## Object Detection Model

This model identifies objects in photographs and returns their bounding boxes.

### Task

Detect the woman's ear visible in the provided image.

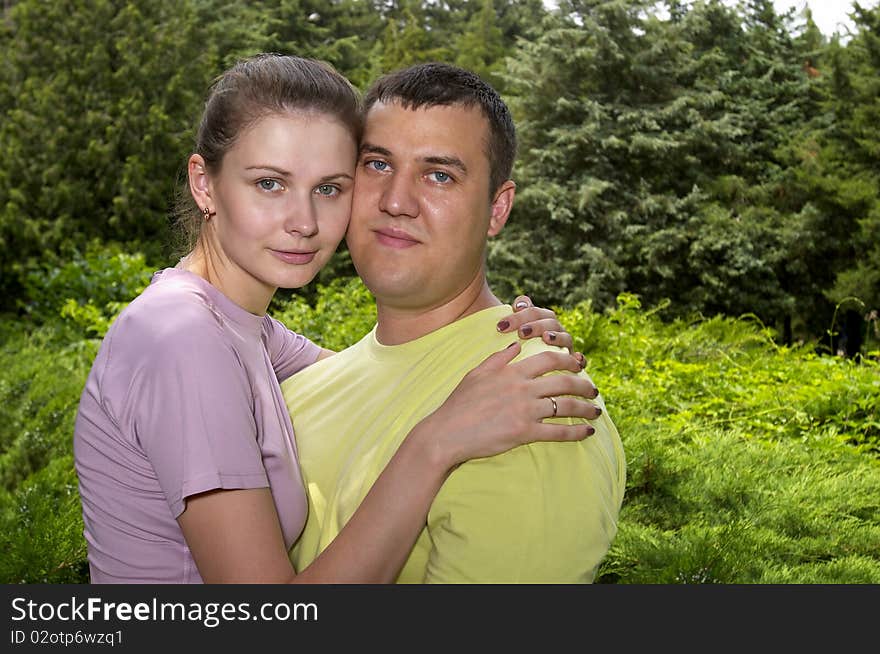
[488,180,516,237]
[188,154,214,215]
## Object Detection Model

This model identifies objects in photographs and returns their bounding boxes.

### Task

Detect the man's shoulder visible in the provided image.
[516,337,571,358]
[281,330,373,392]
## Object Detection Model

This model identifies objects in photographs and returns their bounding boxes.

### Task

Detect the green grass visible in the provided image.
[566,294,880,583]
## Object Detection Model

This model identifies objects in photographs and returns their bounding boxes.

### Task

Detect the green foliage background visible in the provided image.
[1,0,878,583]
[1,261,877,583]
[2,0,878,343]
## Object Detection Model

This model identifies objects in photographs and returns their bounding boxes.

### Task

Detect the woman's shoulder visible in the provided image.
[108,270,224,351]
[88,272,251,417]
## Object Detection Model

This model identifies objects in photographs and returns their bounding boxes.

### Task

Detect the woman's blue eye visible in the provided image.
[316,184,339,196]
[258,179,281,191]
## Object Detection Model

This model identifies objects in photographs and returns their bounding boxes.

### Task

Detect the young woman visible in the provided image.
[73,54,600,583]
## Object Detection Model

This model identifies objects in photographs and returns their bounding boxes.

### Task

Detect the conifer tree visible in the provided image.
[781,2,880,348]
[0,0,213,309]
[492,0,814,332]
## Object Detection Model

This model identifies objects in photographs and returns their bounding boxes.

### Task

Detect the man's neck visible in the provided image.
[374,276,502,345]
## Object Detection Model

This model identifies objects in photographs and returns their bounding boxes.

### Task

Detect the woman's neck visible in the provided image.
[178,245,275,316]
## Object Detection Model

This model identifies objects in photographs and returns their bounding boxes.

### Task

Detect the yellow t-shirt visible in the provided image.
[282,305,626,583]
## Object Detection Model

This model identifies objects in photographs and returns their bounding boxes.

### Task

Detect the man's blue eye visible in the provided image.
[431,172,450,183]
[368,160,388,171]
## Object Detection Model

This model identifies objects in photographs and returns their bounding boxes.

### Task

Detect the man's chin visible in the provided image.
[363,278,428,307]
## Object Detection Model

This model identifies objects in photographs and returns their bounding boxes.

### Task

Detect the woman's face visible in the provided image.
[198,111,357,312]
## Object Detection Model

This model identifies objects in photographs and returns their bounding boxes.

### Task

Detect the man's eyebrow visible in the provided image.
[423,156,467,175]
[359,145,468,175]
[359,143,391,157]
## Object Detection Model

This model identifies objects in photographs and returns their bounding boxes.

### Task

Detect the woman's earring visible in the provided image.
[203,207,214,221]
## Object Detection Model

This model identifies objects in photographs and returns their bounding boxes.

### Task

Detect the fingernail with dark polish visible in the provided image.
[507,342,517,348]
[586,426,596,436]
[521,326,532,337]
[547,331,556,341]
[594,407,602,417]
[497,320,510,332]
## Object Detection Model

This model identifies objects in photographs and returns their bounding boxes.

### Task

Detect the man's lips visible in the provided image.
[270,249,317,264]
[374,227,420,249]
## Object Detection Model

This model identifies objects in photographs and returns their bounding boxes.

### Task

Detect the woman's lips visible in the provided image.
[270,249,317,264]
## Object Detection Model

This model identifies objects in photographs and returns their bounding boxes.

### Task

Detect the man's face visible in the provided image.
[346,101,510,311]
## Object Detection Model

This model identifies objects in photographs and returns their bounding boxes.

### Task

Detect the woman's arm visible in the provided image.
[315,347,336,361]
[178,343,599,583]
[178,426,447,584]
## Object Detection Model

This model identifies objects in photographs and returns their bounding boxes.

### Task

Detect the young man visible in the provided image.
[282,63,626,583]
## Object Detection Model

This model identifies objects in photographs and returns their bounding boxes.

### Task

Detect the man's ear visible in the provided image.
[488,180,516,237]
[188,154,214,214]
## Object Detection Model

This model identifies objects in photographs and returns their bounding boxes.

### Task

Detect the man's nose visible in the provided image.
[378,173,419,218]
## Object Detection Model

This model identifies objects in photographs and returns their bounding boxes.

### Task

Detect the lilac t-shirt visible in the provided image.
[74,267,321,583]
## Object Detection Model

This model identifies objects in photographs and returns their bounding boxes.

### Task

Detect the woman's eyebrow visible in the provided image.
[246,165,292,176]
[245,167,353,183]
[318,172,354,183]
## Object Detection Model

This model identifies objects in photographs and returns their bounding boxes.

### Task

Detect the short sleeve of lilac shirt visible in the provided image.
[74,268,321,583]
